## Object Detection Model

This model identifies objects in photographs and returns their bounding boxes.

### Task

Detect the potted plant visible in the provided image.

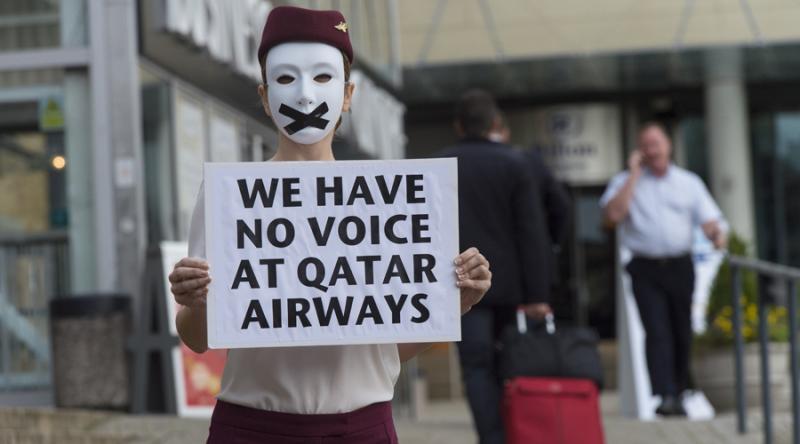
[692,234,791,411]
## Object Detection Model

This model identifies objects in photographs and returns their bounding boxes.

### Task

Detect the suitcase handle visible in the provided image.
[516,309,556,335]
[516,309,527,334]
[545,313,556,334]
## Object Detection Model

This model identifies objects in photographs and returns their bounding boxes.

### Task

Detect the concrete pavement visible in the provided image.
[0,393,787,443]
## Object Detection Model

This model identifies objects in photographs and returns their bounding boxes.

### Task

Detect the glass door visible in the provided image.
[552,186,617,338]
[752,112,800,266]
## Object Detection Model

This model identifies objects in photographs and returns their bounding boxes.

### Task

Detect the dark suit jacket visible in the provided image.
[525,150,571,249]
[435,138,551,306]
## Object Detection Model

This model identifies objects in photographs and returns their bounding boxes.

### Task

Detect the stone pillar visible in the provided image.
[704,47,756,245]
[88,0,147,297]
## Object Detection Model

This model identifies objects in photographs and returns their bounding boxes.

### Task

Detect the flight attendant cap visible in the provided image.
[258,6,354,67]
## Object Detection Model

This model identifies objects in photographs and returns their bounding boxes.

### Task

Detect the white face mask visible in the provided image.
[265,42,346,145]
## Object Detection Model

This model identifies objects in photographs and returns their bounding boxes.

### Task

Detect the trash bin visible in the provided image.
[49,294,132,410]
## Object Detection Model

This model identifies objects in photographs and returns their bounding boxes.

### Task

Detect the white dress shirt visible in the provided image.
[599,165,727,258]
[188,182,400,414]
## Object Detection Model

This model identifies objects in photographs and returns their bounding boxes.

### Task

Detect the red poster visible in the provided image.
[162,241,228,417]
[180,345,227,408]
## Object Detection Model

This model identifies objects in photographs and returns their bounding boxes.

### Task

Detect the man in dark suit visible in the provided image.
[489,115,572,285]
[524,149,571,249]
[435,90,552,444]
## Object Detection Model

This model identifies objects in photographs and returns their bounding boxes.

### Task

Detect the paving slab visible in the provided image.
[0,393,791,444]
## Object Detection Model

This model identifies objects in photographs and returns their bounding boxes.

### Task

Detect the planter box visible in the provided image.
[692,342,791,412]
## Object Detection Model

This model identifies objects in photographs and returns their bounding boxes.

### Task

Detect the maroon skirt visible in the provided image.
[207,399,399,444]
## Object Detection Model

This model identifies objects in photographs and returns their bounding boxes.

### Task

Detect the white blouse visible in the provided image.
[187,182,400,414]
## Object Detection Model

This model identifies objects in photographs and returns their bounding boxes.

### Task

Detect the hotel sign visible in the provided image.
[530,104,622,186]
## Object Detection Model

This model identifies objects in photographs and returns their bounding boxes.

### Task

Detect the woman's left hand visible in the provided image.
[455,247,491,315]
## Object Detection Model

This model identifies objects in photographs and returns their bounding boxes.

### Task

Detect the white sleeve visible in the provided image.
[187,181,206,259]
[693,176,729,232]
[599,172,629,208]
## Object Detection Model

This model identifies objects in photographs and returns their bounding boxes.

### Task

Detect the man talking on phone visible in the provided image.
[600,122,728,416]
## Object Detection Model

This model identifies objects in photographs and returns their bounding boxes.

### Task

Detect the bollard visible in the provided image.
[49,294,131,410]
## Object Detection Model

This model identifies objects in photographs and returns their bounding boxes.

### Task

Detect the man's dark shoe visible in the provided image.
[656,395,687,417]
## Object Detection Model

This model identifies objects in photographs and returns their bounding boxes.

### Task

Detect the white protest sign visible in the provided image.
[204,159,460,348]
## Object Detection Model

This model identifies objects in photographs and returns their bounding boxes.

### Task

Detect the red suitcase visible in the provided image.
[504,377,605,444]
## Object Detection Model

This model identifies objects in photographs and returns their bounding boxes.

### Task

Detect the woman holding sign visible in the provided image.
[168,6,492,444]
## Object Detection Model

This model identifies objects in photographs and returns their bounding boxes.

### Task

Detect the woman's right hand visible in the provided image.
[169,257,211,309]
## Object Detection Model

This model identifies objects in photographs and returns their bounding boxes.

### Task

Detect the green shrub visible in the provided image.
[699,233,788,346]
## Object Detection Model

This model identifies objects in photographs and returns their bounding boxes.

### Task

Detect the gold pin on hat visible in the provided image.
[335,21,348,33]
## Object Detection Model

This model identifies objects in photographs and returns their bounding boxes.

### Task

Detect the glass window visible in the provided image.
[751,113,778,262]
[0,0,88,52]
[0,103,66,233]
[141,66,177,243]
[679,115,710,185]
[775,114,800,265]
[0,0,60,52]
[752,111,800,266]
[0,76,70,394]
[140,62,278,243]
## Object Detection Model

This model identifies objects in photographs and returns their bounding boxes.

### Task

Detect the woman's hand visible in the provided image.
[169,257,211,309]
[455,247,491,315]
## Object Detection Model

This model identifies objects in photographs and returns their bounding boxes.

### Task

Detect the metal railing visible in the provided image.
[729,255,800,444]
[0,231,69,392]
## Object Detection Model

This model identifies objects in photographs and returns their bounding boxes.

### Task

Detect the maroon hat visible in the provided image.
[258,6,354,71]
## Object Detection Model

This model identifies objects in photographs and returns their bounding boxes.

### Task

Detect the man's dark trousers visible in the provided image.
[457,306,515,444]
[626,255,695,397]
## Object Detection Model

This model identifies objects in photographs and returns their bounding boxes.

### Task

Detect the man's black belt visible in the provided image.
[631,253,692,266]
